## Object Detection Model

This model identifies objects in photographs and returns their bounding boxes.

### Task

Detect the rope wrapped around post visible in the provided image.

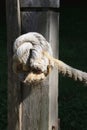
[13,32,87,85]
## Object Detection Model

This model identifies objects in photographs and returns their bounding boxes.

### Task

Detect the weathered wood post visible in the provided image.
[6,0,60,130]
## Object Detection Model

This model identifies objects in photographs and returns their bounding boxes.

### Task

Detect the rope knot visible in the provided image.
[13,32,54,84]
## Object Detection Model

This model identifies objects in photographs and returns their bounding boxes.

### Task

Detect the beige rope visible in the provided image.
[13,32,87,85]
[44,52,87,84]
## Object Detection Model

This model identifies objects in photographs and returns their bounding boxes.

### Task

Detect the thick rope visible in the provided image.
[13,32,53,83]
[13,32,87,84]
[44,52,87,84]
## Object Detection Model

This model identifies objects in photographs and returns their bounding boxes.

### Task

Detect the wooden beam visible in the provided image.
[49,11,59,130]
[6,0,59,129]
[20,0,59,8]
[6,0,21,130]
[21,11,59,130]
[21,11,49,38]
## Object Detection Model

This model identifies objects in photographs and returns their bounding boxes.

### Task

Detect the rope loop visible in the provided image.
[13,32,54,84]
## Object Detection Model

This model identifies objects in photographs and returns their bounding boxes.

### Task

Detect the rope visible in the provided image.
[13,32,53,83]
[44,52,87,85]
[13,32,87,85]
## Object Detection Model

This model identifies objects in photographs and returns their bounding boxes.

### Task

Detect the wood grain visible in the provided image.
[21,11,49,38]
[21,11,49,130]
[20,0,59,8]
[49,11,59,130]
[21,11,59,130]
[7,0,59,129]
[6,0,21,130]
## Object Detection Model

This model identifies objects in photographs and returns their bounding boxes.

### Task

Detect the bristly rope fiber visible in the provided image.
[13,32,87,85]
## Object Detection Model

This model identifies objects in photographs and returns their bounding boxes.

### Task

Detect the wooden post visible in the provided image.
[6,0,21,130]
[6,0,60,130]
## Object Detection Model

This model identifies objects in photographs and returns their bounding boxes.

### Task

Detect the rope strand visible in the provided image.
[44,52,87,84]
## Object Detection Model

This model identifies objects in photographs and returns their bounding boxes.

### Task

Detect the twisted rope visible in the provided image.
[13,32,53,84]
[13,32,87,85]
[44,52,87,84]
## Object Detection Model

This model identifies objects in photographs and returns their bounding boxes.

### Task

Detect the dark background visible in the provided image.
[0,0,7,130]
[59,7,87,130]
[1,0,87,130]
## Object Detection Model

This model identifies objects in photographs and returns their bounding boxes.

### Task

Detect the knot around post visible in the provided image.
[13,32,54,84]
